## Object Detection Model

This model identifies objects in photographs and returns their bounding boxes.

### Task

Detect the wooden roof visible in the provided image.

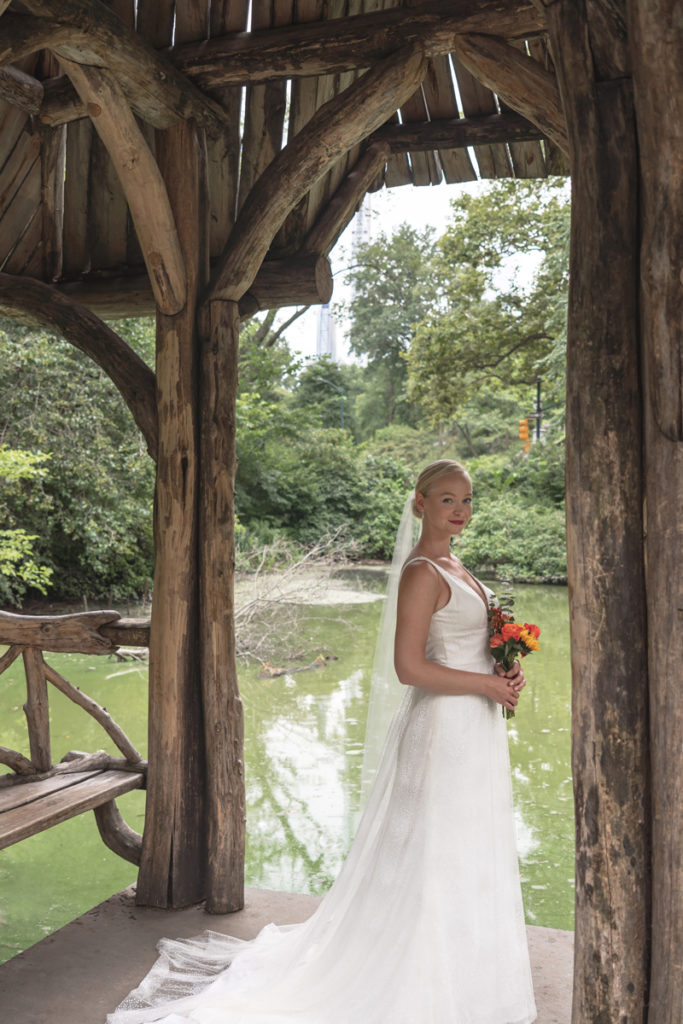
[0,0,568,318]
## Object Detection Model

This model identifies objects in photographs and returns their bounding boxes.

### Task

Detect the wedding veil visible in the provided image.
[359,495,419,805]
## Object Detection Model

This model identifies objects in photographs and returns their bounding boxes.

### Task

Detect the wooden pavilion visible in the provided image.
[0,0,680,1020]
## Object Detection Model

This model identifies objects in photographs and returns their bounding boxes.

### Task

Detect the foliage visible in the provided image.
[456,495,566,582]
[0,320,154,602]
[239,321,300,402]
[0,445,53,604]
[0,180,570,600]
[291,357,363,435]
[344,224,435,427]
[405,179,569,430]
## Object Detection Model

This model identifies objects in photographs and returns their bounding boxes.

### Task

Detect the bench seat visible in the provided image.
[0,769,145,849]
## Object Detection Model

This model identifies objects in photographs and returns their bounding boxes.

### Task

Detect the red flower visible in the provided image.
[501,622,523,642]
[524,622,541,639]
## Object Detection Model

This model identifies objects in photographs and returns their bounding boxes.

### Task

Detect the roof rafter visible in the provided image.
[62,58,187,316]
[0,64,43,114]
[451,33,569,154]
[178,0,546,87]
[0,5,229,133]
[210,44,427,302]
[371,110,545,151]
[34,0,546,128]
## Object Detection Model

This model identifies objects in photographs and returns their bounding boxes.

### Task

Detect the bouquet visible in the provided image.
[488,598,541,719]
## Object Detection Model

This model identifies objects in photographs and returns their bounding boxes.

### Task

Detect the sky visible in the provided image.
[272,179,492,362]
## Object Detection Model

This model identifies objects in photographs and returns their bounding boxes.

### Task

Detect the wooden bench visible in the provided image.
[0,766,145,860]
[0,609,150,863]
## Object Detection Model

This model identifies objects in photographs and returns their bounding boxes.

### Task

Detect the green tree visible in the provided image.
[0,445,53,604]
[292,357,363,435]
[406,180,569,432]
[0,320,155,601]
[345,224,436,429]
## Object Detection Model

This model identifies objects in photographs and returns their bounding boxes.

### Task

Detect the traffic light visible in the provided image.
[518,418,529,441]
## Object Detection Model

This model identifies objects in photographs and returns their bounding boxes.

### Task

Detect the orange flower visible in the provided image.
[501,622,523,642]
[490,634,505,648]
[524,622,541,639]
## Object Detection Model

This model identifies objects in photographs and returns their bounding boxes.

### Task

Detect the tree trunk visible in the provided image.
[547,4,651,1021]
[136,121,207,908]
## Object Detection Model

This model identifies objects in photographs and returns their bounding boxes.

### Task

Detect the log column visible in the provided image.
[137,120,207,907]
[198,298,244,913]
[630,2,683,1019]
[546,3,651,1021]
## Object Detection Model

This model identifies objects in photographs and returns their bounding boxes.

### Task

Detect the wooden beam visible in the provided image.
[39,73,83,127]
[2,5,228,134]
[0,609,120,654]
[177,0,546,87]
[371,111,544,152]
[198,298,244,913]
[55,254,333,318]
[630,1,683,1019]
[210,45,427,302]
[303,143,389,256]
[240,254,332,314]
[0,64,43,113]
[0,13,73,65]
[545,5,651,1023]
[136,120,207,910]
[99,618,150,648]
[62,59,187,316]
[0,274,158,459]
[451,33,569,155]
[37,0,546,128]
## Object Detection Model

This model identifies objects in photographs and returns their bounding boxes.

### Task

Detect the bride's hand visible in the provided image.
[494,660,526,692]
[486,673,520,711]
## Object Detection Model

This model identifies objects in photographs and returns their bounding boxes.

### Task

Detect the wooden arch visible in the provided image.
[0,1,680,1021]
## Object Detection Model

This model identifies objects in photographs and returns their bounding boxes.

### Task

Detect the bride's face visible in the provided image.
[417,472,473,537]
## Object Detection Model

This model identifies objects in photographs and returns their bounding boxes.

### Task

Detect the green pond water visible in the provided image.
[0,574,573,964]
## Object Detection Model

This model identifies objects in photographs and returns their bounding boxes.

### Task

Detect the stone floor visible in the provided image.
[0,886,573,1023]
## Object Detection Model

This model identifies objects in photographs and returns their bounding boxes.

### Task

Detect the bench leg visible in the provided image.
[93,799,142,866]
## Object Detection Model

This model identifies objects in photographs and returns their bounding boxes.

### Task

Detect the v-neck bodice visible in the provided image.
[402,556,495,674]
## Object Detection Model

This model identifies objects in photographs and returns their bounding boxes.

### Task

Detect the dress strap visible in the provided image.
[401,556,454,584]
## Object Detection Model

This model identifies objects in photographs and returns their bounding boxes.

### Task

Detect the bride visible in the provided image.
[108,459,537,1024]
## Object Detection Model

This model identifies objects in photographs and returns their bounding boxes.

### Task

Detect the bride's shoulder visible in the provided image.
[399,555,440,589]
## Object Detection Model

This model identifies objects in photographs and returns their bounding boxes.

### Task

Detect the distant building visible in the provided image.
[316,302,336,359]
[317,194,372,361]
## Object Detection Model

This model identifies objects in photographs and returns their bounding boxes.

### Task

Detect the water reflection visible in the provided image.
[0,574,574,963]
[240,575,574,931]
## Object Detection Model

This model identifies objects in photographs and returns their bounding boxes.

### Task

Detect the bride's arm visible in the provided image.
[394,562,519,712]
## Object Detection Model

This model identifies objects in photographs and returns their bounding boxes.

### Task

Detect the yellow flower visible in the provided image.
[520,629,541,651]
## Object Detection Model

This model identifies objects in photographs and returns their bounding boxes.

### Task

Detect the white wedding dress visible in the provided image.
[108,558,536,1024]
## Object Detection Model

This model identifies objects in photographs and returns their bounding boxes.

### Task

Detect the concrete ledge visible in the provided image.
[0,886,573,1023]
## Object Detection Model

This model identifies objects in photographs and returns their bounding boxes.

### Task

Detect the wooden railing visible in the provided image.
[0,610,150,864]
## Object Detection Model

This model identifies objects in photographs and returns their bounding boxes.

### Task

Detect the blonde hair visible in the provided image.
[412,459,470,518]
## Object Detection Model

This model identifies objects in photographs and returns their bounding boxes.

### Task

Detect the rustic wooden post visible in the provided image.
[629,2,683,1019]
[546,3,651,1021]
[198,298,244,913]
[22,649,51,772]
[136,120,207,908]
